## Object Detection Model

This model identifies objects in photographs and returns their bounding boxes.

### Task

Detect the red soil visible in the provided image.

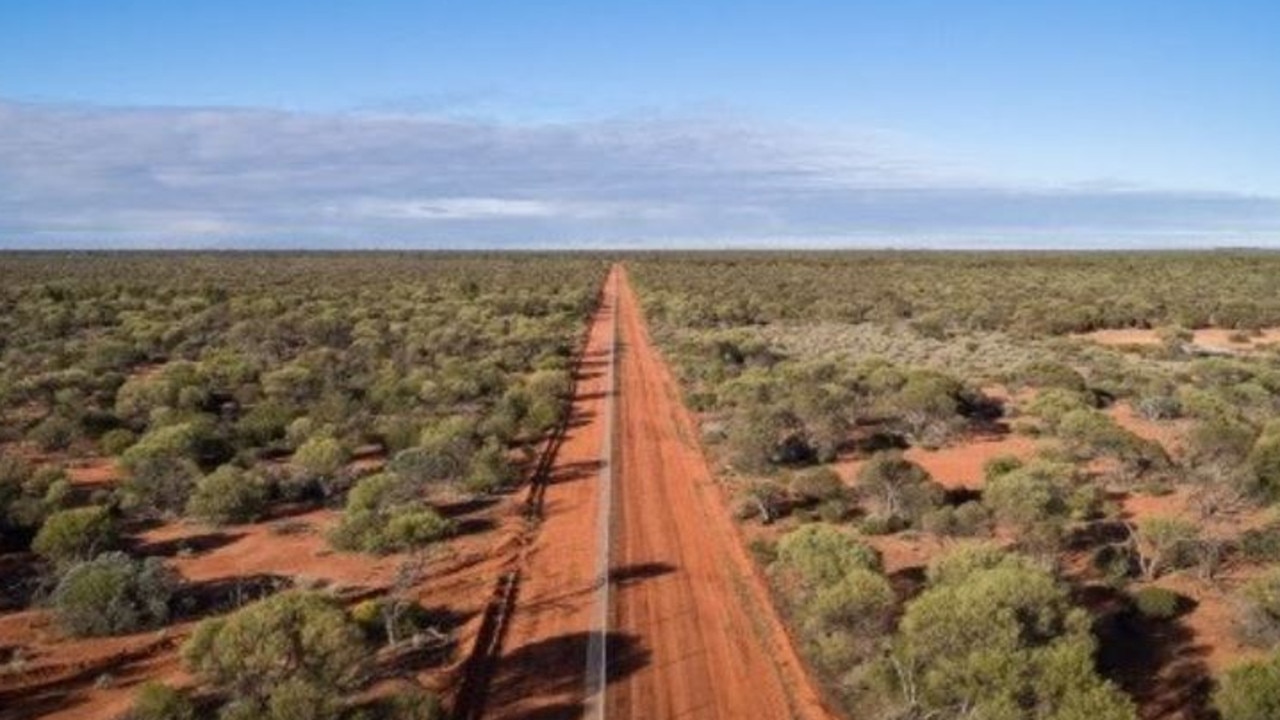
[608,267,835,720]
[1081,327,1280,351]
[834,431,1038,490]
[0,497,524,720]
[1107,403,1189,459]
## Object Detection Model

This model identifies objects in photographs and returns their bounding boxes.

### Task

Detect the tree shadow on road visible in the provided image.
[484,631,649,720]
[610,562,675,586]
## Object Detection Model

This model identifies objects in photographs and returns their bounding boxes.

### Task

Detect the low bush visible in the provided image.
[774,524,881,587]
[1132,586,1181,620]
[183,590,367,714]
[293,436,349,479]
[1215,652,1280,720]
[1238,569,1280,648]
[330,473,454,553]
[33,506,119,565]
[126,682,195,720]
[1242,524,1280,563]
[186,465,269,525]
[51,552,177,636]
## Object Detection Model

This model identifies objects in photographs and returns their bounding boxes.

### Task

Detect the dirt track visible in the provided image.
[606,266,833,720]
[485,264,835,719]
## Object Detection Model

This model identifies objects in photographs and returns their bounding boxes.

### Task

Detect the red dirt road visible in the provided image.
[484,265,834,720]
[607,267,833,720]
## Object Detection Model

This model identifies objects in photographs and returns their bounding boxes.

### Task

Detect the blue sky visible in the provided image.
[2,0,1279,248]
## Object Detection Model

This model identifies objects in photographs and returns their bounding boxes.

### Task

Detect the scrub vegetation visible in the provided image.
[0,252,606,718]
[631,251,1280,720]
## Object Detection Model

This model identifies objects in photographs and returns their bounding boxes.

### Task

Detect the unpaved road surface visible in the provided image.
[605,266,832,720]
[485,264,833,719]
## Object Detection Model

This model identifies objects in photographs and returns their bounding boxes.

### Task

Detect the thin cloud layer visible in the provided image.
[2,99,1279,248]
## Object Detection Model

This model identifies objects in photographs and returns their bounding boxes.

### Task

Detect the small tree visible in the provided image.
[857,452,943,526]
[982,459,1074,550]
[33,506,119,565]
[462,439,516,495]
[892,554,1135,719]
[727,407,787,475]
[789,467,847,505]
[119,455,202,517]
[183,591,367,711]
[330,473,454,554]
[380,551,435,646]
[892,371,962,444]
[739,479,787,523]
[805,567,894,654]
[51,552,176,636]
[186,465,269,525]
[773,524,881,588]
[1130,516,1199,581]
[294,436,348,479]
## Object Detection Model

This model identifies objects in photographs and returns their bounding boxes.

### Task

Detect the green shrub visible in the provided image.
[183,591,366,707]
[1,455,68,542]
[120,423,201,470]
[29,414,77,451]
[925,542,1033,587]
[982,454,1024,483]
[1013,361,1088,392]
[748,538,778,565]
[982,459,1074,535]
[186,465,269,525]
[1242,524,1280,563]
[264,678,343,720]
[99,428,138,456]
[789,467,846,505]
[1239,569,1280,647]
[858,514,901,536]
[462,440,516,495]
[127,681,195,720]
[1132,586,1181,620]
[806,567,894,638]
[952,501,992,536]
[348,597,433,644]
[774,524,881,587]
[293,436,348,478]
[33,506,119,565]
[921,506,958,536]
[120,455,202,516]
[52,552,176,636]
[330,473,454,553]
[1135,393,1182,421]
[896,556,1134,718]
[1215,652,1280,720]
[856,452,943,525]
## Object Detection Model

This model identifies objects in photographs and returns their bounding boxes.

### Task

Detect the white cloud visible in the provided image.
[1,99,1279,248]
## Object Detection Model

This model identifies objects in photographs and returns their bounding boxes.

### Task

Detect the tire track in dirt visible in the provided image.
[607,266,836,720]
